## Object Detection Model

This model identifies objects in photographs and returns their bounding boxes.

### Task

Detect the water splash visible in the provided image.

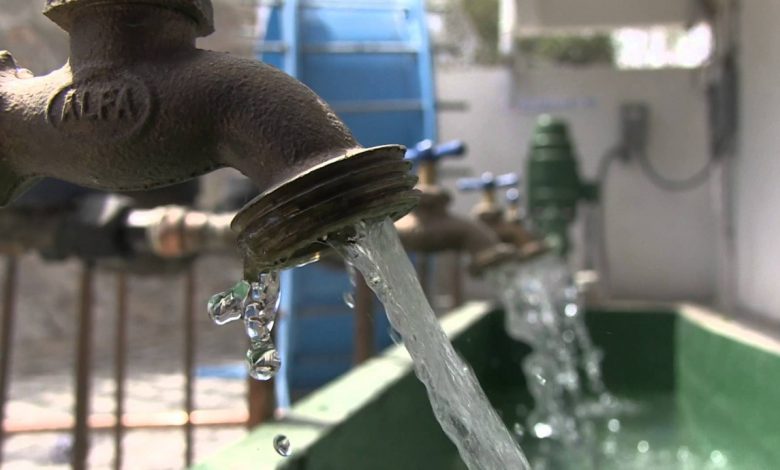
[487,250,630,450]
[333,218,530,470]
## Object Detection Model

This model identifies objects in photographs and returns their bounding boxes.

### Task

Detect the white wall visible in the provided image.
[516,0,691,30]
[435,65,718,301]
[734,0,780,320]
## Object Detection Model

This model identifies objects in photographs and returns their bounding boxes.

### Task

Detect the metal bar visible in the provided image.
[353,274,375,364]
[247,379,275,428]
[330,99,424,114]
[451,253,464,308]
[261,42,419,55]
[259,1,414,11]
[113,272,128,470]
[72,263,95,470]
[183,267,196,468]
[304,42,418,54]
[0,257,19,466]
[411,0,438,141]
[4,408,250,434]
[282,0,300,78]
[435,100,469,112]
[256,42,289,54]
[300,1,413,11]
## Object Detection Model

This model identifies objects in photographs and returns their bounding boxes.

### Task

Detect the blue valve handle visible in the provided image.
[457,172,519,192]
[405,139,466,163]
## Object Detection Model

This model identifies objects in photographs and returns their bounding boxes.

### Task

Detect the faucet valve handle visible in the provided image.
[405,139,466,164]
[406,139,466,186]
[457,172,519,192]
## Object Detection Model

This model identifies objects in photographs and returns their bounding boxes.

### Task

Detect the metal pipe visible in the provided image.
[0,257,18,466]
[183,267,196,467]
[0,0,418,274]
[73,263,95,470]
[125,207,237,259]
[113,272,128,470]
[247,380,274,428]
[4,408,250,434]
[450,254,463,308]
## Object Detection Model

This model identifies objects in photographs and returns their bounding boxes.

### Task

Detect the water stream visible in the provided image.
[488,252,621,447]
[208,217,530,468]
[334,218,531,470]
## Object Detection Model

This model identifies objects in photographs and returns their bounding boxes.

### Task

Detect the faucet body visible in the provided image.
[458,172,548,262]
[396,141,518,275]
[0,0,417,270]
[473,201,548,262]
[395,185,514,274]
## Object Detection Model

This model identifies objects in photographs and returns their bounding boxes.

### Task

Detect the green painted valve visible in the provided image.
[526,115,598,256]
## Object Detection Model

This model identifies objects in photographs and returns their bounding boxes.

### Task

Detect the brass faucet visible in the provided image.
[0,0,418,275]
[458,172,548,261]
[394,141,518,276]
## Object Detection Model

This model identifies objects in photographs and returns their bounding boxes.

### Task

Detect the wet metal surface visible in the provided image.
[113,272,128,470]
[73,264,95,470]
[0,257,18,466]
[183,267,196,467]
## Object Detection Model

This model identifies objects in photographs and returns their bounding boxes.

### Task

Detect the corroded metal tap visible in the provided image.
[395,140,517,275]
[458,172,548,261]
[0,0,417,273]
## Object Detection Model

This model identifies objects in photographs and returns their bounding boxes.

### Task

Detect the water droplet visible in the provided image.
[562,330,575,343]
[533,423,553,439]
[602,439,617,455]
[388,328,403,345]
[343,291,355,309]
[607,418,621,433]
[207,281,252,325]
[207,294,241,325]
[345,262,358,287]
[367,274,381,287]
[245,318,271,343]
[273,435,291,457]
[710,450,727,467]
[564,303,578,317]
[251,272,280,307]
[512,422,524,438]
[637,440,650,453]
[246,346,281,381]
[244,302,275,330]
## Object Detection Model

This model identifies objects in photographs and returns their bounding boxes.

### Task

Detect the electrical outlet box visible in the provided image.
[620,102,650,159]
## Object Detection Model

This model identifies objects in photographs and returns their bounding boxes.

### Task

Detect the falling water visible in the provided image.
[334,218,530,470]
[488,252,621,447]
[489,260,581,443]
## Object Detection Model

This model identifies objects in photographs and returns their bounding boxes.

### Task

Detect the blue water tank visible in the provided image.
[256,0,437,408]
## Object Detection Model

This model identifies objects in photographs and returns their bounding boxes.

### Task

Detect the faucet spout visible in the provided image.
[0,0,418,271]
